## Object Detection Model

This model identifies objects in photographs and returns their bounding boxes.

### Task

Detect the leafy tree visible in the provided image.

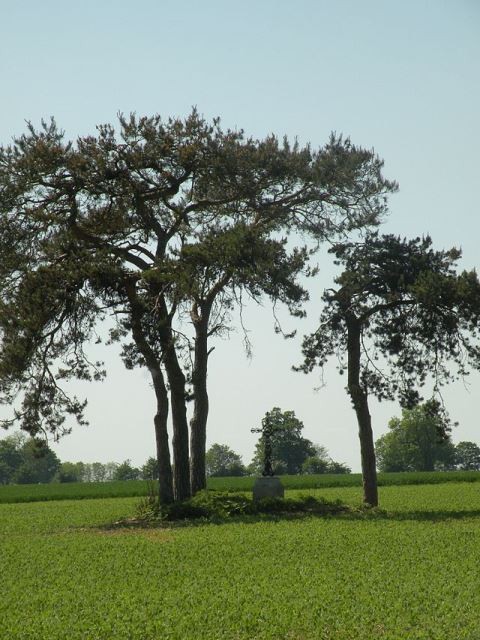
[301,456,330,474]
[0,432,60,483]
[141,456,159,480]
[302,455,351,474]
[90,462,107,483]
[375,401,456,472]
[113,459,140,481]
[205,443,246,477]
[251,408,316,475]
[80,461,118,482]
[299,233,480,505]
[13,438,61,484]
[301,444,351,474]
[327,461,351,474]
[0,461,12,484]
[0,113,395,502]
[455,441,480,471]
[55,461,85,483]
[0,433,25,483]
[103,462,120,481]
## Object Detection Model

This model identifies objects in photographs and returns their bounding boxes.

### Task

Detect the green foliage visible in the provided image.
[251,407,316,474]
[0,433,25,483]
[301,455,330,474]
[4,485,480,638]
[137,490,347,522]
[81,461,119,482]
[301,233,480,404]
[55,461,85,483]
[0,433,60,484]
[327,460,352,474]
[455,441,480,471]
[375,401,457,472]
[301,455,351,475]
[140,457,159,480]
[205,443,246,477]
[113,459,140,481]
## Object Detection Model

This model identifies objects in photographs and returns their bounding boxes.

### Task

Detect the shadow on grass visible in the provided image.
[96,505,480,531]
[351,508,480,523]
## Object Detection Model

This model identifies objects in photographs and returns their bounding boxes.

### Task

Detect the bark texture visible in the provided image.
[125,282,174,503]
[156,296,191,501]
[153,375,174,504]
[347,316,379,507]
[190,309,210,494]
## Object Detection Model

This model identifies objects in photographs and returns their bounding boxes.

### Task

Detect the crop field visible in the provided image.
[0,479,152,504]
[2,469,480,503]
[2,483,480,639]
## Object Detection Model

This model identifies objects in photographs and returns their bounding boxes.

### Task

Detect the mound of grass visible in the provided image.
[135,490,348,524]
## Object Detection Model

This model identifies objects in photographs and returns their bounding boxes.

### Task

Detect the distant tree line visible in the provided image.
[0,432,161,485]
[2,403,479,485]
[0,407,351,484]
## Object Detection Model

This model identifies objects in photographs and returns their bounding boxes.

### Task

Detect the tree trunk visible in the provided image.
[190,312,210,495]
[153,373,174,504]
[347,316,379,507]
[164,348,191,501]
[156,295,191,502]
[125,282,174,504]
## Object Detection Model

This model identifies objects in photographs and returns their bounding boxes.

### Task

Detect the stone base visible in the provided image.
[252,476,284,501]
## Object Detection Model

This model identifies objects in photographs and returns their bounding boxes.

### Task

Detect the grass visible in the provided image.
[2,469,480,503]
[2,483,480,639]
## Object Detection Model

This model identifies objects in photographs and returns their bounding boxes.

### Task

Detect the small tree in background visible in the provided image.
[12,438,61,484]
[205,444,246,477]
[302,457,351,475]
[55,461,85,483]
[455,441,480,471]
[375,401,456,472]
[0,433,25,484]
[301,444,351,474]
[250,408,316,475]
[113,460,140,481]
[141,457,159,480]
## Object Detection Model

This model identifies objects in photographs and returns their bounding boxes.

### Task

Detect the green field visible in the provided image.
[2,470,480,503]
[2,482,480,639]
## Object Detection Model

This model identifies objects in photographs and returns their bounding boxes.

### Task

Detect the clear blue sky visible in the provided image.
[1,0,479,469]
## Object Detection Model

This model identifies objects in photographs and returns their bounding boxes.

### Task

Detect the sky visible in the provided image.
[0,0,479,470]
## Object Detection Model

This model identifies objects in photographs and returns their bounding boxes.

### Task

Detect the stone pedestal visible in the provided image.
[252,476,284,501]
